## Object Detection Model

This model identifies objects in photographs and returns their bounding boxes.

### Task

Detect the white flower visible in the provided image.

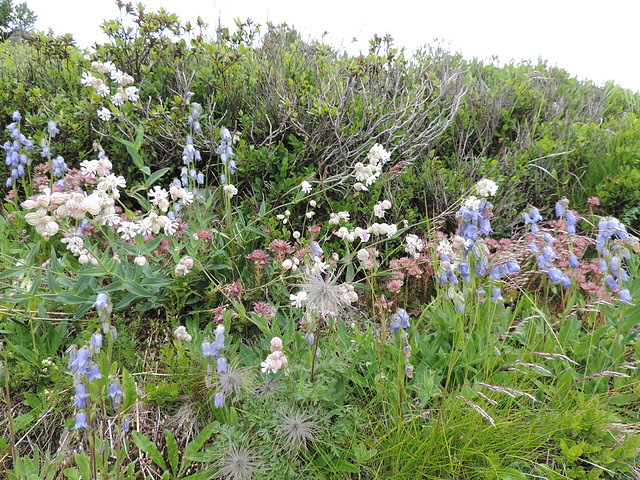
[223,184,238,198]
[353,182,368,192]
[111,88,127,106]
[405,234,424,258]
[328,213,340,225]
[300,180,312,194]
[374,203,385,218]
[81,72,95,86]
[136,217,153,236]
[97,107,111,121]
[334,226,350,240]
[117,221,137,240]
[367,143,390,166]
[386,224,398,238]
[95,83,110,97]
[261,350,288,374]
[338,211,350,221]
[293,231,301,239]
[124,86,139,102]
[354,227,370,242]
[464,196,481,211]
[357,249,370,262]
[381,200,392,210]
[309,200,317,207]
[305,211,315,219]
[289,291,308,308]
[148,186,170,212]
[164,220,179,236]
[475,179,498,198]
[437,239,453,256]
[173,326,192,342]
[134,255,147,266]
[282,259,293,270]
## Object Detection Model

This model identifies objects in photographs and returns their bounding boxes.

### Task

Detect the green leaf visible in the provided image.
[165,429,178,478]
[146,167,171,188]
[132,431,167,471]
[123,280,154,298]
[247,312,271,336]
[122,367,137,411]
[74,453,91,480]
[184,421,219,459]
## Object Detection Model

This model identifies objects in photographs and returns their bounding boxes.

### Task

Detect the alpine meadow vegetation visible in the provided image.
[1,2,640,479]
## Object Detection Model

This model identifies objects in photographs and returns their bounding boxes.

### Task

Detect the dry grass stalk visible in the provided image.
[475,391,498,406]
[476,382,537,402]
[531,351,579,365]
[454,395,496,427]
[506,362,552,375]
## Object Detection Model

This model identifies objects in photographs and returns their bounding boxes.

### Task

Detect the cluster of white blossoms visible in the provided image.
[276,209,291,224]
[223,184,238,198]
[81,61,139,109]
[328,211,350,225]
[173,325,192,342]
[169,184,195,206]
[475,178,499,198]
[281,256,300,271]
[369,222,398,238]
[175,256,194,276]
[353,143,390,188]
[404,234,424,258]
[464,196,482,211]
[333,226,370,243]
[261,337,288,374]
[373,200,392,218]
[300,180,312,194]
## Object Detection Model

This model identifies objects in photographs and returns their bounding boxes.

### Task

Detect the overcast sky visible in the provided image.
[26,0,640,93]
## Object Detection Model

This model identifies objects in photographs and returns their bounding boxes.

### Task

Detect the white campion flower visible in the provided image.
[367,143,391,166]
[475,179,498,198]
[117,221,137,241]
[163,219,179,236]
[353,182,368,192]
[337,211,350,221]
[80,159,99,178]
[437,239,453,256]
[148,186,170,212]
[261,350,288,374]
[300,180,312,194]
[97,107,111,122]
[305,211,315,219]
[134,255,147,266]
[309,200,317,207]
[374,203,386,218]
[405,234,424,258]
[354,227,370,242]
[334,227,350,240]
[357,249,370,262]
[293,231,301,239]
[328,213,340,225]
[135,217,153,236]
[289,291,308,308]
[223,184,238,198]
[386,224,398,238]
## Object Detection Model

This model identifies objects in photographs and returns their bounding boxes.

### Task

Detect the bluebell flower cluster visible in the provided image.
[67,335,103,430]
[216,127,236,183]
[201,324,227,408]
[554,197,578,234]
[4,111,34,187]
[456,197,494,244]
[523,206,543,233]
[390,309,414,378]
[187,102,202,133]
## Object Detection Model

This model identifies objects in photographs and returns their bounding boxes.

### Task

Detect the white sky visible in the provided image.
[26,0,640,93]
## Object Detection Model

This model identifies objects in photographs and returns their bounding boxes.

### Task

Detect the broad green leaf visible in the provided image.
[74,453,91,480]
[122,367,137,411]
[123,280,154,298]
[184,421,219,459]
[146,167,171,188]
[132,431,167,471]
[165,429,178,477]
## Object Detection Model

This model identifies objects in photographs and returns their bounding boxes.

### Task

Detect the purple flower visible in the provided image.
[569,254,579,269]
[216,356,227,374]
[391,309,410,333]
[542,245,556,260]
[489,267,501,279]
[73,410,88,430]
[561,275,572,289]
[598,259,607,272]
[537,255,550,269]
[74,383,89,408]
[619,289,632,304]
[604,275,619,292]
[201,340,214,357]
[88,364,103,382]
[214,391,225,408]
[547,267,564,284]
[530,208,543,223]
[506,261,520,274]
[108,382,123,398]
[310,242,323,256]
[306,333,314,346]
[491,288,504,303]
[555,202,565,218]
[543,234,555,244]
